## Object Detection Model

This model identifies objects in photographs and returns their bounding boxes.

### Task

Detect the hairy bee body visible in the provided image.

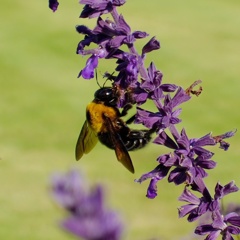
[75,87,154,173]
[86,101,120,133]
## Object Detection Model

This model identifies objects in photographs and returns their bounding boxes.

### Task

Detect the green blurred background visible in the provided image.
[0,0,240,239]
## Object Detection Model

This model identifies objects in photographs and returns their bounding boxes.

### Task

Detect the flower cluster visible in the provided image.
[51,169,123,240]
[49,0,240,239]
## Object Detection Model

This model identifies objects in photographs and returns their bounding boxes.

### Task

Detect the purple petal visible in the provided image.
[157,153,178,167]
[215,181,239,200]
[51,169,85,209]
[135,107,160,129]
[192,177,212,200]
[219,141,230,151]
[146,178,158,199]
[226,225,240,234]
[160,84,178,92]
[223,181,239,196]
[178,188,200,205]
[49,0,59,12]
[194,224,221,240]
[109,36,126,48]
[76,25,93,35]
[226,216,240,227]
[192,133,216,147]
[195,224,216,235]
[116,14,131,35]
[135,164,170,184]
[79,55,98,79]
[153,131,178,149]
[168,168,187,185]
[178,204,198,218]
[194,166,208,178]
[62,212,123,240]
[142,36,160,55]
[197,159,217,170]
[132,31,148,39]
[171,87,191,108]
[112,0,126,6]
[133,88,148,105]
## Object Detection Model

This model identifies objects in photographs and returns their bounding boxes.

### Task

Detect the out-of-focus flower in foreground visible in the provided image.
[50,169,124,240]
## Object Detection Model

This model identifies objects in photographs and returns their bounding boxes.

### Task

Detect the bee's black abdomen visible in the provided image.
[98,128,154,151]
[122,129,153,151]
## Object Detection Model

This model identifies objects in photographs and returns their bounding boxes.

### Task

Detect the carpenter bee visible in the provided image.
[75,86,154,173]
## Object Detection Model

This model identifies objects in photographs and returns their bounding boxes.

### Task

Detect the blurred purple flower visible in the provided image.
[224,203,240,216]
[49,0,59,12]
[51,169,123,240]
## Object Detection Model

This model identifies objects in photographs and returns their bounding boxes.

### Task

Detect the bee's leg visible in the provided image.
[121,103,133,117]
[125,115,136,125]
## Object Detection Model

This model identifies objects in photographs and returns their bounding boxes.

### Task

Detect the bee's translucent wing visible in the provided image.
[75,120,98,160]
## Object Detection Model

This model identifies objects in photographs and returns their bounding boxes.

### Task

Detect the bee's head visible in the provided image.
[94,87,119,106]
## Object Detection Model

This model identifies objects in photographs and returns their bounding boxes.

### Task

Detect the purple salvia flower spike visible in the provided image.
[49,1,239,238]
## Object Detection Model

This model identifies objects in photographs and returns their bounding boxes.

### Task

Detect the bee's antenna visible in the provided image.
[103,71,116,87]
[95,70,101,88]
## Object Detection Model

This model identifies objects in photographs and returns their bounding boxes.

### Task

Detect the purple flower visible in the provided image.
[195,210,240,239]
[62,212,123,240]
[135,128,220,198]
[141,62,164,92]
[80,0,126,18]
[135,87,190,131]
[212,181,239,211]
[156,129,217,184]
[135,164,170,199]
[133,62,177,105]
[48,0,240,238]
[93,15,131,49]
[115,53,138,87]
[178,177,212,222]
[146,178,158,199]
[49,0,59,12]
[78,54,99,79]
[178,179,239,223]
[51,169,123,240]
[142,37,160,56]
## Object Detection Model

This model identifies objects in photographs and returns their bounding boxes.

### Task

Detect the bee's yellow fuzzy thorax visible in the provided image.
[86,102,118,133]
